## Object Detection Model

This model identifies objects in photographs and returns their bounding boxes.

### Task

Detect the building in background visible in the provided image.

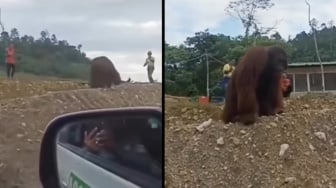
[286,62,336,93]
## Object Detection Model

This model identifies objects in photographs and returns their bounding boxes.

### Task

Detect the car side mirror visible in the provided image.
[39,107,162,188]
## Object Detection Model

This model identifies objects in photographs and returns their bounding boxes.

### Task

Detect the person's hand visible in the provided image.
[95,129,109,146]
[84,127,108,153]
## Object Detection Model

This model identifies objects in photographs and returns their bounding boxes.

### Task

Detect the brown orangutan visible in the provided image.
[90,56,122,88]
[222,46,289,125]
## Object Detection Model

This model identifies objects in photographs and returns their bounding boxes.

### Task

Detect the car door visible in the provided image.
[56,116,162,188]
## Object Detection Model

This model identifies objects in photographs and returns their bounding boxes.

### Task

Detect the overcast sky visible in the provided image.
[166,0,336,46]
[0,0,162,82]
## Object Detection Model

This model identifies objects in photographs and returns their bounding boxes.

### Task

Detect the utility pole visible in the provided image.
[205,50,210,97]
[305,0,325,92]
[0,8,4,32]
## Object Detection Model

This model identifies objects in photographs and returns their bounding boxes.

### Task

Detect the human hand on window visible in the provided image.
[84,127,108,153]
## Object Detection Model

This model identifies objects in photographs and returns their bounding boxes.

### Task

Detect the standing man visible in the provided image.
[220,62,235,99]
[143,50,155,83]
[222,62,235,89]
[6,43,16,79]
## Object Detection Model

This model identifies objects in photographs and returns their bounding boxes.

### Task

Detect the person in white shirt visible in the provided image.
[143,51,155,83]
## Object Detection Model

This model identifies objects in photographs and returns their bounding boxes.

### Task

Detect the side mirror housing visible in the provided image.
[39,107,162,188]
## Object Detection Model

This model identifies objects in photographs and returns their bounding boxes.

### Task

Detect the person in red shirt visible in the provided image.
[6,43,16,79]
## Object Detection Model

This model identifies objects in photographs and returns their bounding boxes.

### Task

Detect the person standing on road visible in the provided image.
[143,51,155,83]
[6,43,17,79]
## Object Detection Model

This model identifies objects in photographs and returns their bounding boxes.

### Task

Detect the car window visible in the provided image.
[57,116,162,185]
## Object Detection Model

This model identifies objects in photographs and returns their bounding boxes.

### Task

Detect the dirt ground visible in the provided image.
[0,79,162,188]
[165,94,336,188]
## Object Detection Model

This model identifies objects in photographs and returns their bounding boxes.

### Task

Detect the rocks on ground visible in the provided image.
[165,94,336,188]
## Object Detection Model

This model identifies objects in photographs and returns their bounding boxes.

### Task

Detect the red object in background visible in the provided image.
[281,77,291,92]
[199,96,209,104]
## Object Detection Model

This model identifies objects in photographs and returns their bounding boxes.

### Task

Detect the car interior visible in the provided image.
[56,116,162,178]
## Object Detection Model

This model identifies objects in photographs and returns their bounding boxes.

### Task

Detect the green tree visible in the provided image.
[51,34,58,45]
[165,25,336,96]
[0,28,91,80]
[225,0,274,39]
[10,28,20,41]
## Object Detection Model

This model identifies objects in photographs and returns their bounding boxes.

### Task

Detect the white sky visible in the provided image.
[166,0,336,46]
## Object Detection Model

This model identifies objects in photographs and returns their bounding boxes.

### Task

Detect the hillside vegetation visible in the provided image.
[0,28,90,80]
[165,25,336,97]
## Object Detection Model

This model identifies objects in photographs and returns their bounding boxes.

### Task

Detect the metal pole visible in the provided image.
[0,8,4,32]
[305,0,325,92]
[307,73,310,92]
[293,74,296,92]
[206,51,210,97]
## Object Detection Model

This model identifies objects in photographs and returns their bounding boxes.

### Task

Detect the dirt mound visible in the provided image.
[0,82,161,188]
[165,94,336,188]
[0,80,88,100]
